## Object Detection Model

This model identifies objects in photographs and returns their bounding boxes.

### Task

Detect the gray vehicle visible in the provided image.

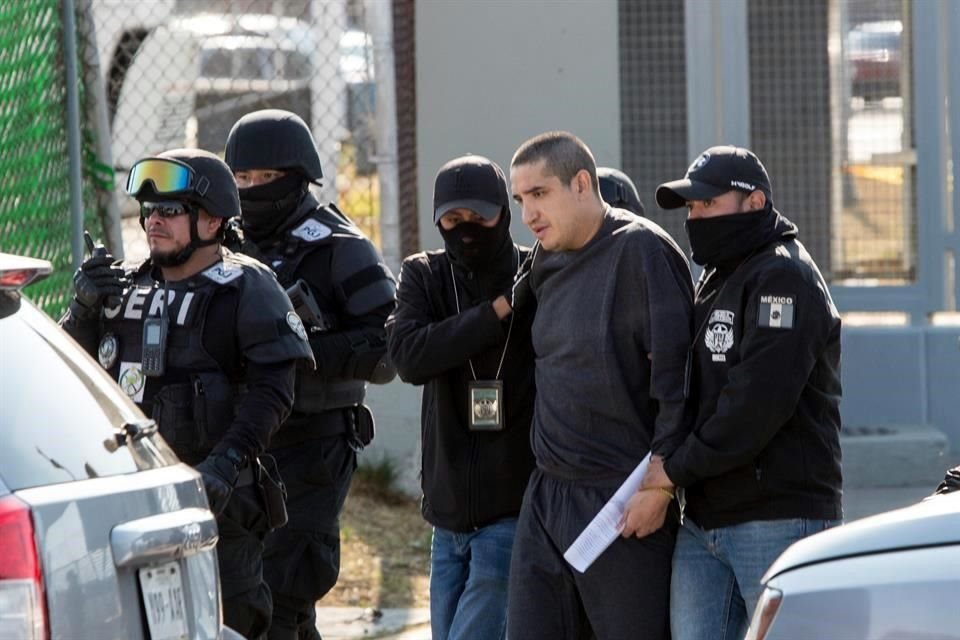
[0,252,242,640]
[746,491,960,639]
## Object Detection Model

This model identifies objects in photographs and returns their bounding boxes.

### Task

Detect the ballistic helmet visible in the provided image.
[598,167,645,216]
[127,148,240,218]
[224,109,323,182]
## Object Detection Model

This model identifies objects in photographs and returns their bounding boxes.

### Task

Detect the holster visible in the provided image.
[255,454,289,531]
[346,404,375,452]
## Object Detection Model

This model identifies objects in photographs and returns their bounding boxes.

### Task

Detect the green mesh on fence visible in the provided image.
[0,0,112,316]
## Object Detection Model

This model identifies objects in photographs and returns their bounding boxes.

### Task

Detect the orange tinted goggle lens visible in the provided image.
[126,159,193,196]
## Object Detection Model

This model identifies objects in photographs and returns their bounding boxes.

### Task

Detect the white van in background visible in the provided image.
[90,2,358,215]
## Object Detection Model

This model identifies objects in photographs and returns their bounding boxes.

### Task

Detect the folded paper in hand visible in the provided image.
[563,453,651,573]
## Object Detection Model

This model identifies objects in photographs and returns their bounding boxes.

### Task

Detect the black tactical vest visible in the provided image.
[98,264,239,460]
[254,205,367,413]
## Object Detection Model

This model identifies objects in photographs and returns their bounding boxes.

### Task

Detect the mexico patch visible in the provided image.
[758,294,795,329]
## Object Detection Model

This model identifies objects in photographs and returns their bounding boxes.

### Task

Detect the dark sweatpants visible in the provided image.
[218,483,273,639]
[263,432,356,640]
[507,469,675,640]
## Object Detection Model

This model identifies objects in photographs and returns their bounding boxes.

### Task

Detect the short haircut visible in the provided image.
[511,131,598,191]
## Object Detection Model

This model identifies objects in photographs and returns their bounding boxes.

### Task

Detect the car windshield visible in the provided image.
[0,294,175,490]
[848,28,900,53]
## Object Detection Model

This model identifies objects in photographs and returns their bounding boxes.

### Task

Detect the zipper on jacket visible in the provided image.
[468,432,480,526]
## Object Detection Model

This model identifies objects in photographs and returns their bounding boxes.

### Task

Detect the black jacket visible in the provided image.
[664,209,843,529]
[386,244,536,532]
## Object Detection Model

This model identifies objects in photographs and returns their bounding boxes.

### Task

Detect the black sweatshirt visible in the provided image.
[529,208,694,483]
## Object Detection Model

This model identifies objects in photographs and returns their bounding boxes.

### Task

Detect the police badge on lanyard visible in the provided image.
[448,256,516,432]
[469,380,504,431]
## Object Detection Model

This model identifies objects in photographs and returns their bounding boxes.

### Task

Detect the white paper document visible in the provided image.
[563,452,651,573]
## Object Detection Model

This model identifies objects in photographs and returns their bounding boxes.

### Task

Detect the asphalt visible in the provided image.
[314,482,940,640]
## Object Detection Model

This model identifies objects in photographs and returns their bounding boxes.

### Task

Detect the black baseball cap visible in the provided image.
[598,167,645,216]
[655,145,772,210]
[433,155,509,224]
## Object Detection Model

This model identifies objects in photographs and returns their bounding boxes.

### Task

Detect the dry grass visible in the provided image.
[323,477,432,609]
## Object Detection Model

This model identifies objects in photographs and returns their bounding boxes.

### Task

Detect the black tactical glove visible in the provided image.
[221,217,245,252]
[195,449,245,516]
[73,253,125,311]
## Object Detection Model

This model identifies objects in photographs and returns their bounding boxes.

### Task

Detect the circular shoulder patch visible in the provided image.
[98,332,119,369]
[286,311,308,341]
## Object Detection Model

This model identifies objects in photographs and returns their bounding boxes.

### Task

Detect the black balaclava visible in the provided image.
[239,173,309,241]
[684,202,779,267]
[439,207,512,272]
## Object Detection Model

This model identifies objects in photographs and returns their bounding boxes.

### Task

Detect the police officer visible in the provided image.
[597,166,646,216]
[386,154,537,640]
[223,109,397,640]
[60,148,314,639]
[644,145,843,639]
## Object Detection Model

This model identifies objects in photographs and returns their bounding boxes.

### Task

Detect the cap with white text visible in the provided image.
[656,145,772,210]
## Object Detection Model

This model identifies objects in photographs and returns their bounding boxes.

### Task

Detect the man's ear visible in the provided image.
[200,211,223,237]
[747,190,767,210]
[573,169,591,196]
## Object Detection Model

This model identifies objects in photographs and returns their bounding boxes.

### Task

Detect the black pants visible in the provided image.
[507,469,676,640]
[263,430,356,640]
[218,483,273,639]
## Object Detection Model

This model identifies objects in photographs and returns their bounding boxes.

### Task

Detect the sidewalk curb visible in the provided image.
[316,607,430,639]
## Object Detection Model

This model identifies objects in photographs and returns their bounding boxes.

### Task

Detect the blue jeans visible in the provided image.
[671,517,841,640]
[430,518,517,640]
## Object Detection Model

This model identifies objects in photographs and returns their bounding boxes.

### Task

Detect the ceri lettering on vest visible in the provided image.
[760,295,794,305]
[123,287,150,320]
[114,286,196,326]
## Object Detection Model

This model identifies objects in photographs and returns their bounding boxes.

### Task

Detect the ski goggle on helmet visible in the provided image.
[126,158,211,200]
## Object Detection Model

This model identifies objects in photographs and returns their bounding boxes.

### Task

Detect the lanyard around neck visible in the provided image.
[448,246,519,382]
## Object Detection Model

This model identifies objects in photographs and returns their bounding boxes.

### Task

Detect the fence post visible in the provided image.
[77,0,123,258]
[62,0,85,270]
[366,0,401,273]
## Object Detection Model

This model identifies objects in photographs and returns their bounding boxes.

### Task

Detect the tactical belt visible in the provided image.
[269,408,352,448]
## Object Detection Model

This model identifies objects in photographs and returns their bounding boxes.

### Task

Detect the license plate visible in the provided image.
[138,561,188,640]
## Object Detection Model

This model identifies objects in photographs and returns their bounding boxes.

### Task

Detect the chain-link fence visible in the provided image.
[0,0,112,315]
[91,0,382,246]
[621,0,915,286]
[1,0,393,314]
[619,0,688,253]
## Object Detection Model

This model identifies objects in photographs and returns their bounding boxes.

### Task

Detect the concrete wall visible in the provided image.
[842,327,960,450]
[414,0,621,251]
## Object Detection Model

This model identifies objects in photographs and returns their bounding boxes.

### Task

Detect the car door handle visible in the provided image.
[111,508,218,568]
